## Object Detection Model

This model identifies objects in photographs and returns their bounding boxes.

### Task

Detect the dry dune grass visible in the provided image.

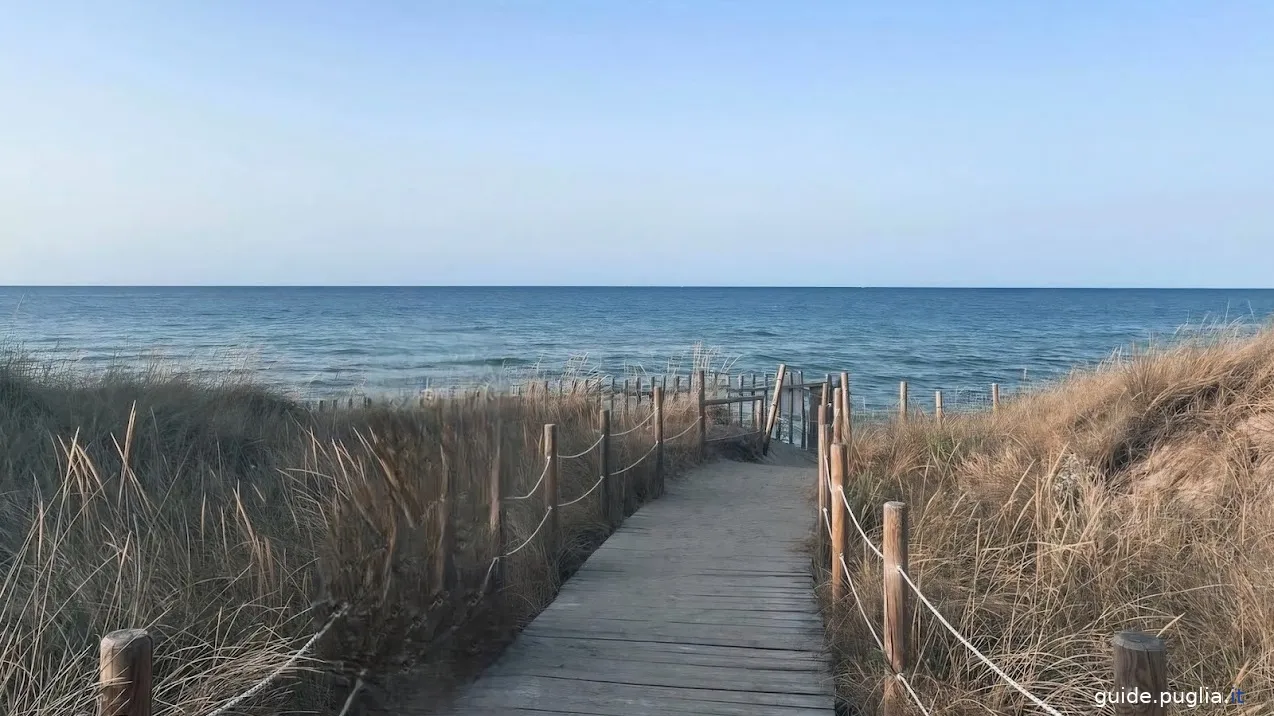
[0,356,709,715]
[822,330,1274,714]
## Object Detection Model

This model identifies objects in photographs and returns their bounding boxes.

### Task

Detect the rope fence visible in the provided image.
[816,382,1083,716]
[94,370,774,716]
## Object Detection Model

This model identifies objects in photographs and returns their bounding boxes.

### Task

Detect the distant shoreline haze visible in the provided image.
[3,286,1273,406]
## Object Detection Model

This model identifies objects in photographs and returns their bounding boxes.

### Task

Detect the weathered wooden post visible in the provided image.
[935,390,944,425]
[1111,631,1168,716]
[696,369,707,459]
[991,383,1000,413]
[882,501,911,716]
[738,374,746,425]
[489,419,504,591]
[744,374,754,422]
[817,383,830,547]
[99,629,153,716]
[623,378,630,415]
[599,409,612,525]
[609,376,617,414]
[899,381,908,422]
[762,364,787,455]
[635,376,642,406]
[653,386,665,497]
[797,370,807,449]
[830,443,849,602]
[544,424,559,556]
[840,371,852,450]
[832,387,844,444]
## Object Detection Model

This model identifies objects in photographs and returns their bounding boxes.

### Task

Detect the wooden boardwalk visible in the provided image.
[439,448,833,715]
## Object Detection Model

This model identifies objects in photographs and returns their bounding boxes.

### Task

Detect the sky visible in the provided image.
[1,2,1271,287]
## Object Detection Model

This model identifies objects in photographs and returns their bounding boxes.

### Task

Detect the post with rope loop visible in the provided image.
[839,371,852,449]
[816,387,829,552]
[99,629,153,716]
[599,409,612,526]
[935,390,944,425]
[899,381,909,423]
[653,386,665,497]
[829,442,849,603]
[544,424,560,557]
[489,419,505,593]
[832,387,844,444]
[696,370,707,460]
[882,501,911,716]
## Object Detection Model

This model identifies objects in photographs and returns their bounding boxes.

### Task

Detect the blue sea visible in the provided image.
[3,287,1273,410]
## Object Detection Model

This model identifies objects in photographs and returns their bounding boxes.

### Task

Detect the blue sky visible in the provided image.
[1,1,1270,286]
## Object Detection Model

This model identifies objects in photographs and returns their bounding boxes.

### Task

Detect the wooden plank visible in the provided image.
[438,450,832,715]
[703,395,764,407]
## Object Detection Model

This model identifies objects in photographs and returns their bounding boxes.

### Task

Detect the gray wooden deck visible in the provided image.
[440,448,834,715]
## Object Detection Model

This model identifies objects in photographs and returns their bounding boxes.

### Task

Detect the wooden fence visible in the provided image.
[813,383,1174,716]
[90,369,780,716]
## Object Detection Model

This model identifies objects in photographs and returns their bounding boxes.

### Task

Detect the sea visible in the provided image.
[3,287,1273,411]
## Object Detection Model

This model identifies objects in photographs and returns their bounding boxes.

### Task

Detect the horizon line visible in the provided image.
[4,284,1274,291]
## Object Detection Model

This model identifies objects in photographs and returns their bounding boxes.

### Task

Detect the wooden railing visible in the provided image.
[814,382,1175,716]
[90,369,778,716]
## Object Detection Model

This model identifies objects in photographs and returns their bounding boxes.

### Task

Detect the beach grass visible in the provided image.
[0,353,719,715]
[819,329,1274,713]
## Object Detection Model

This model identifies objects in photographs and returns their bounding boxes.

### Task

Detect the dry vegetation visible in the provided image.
[0,356,718,715]
[820,330,1274,714]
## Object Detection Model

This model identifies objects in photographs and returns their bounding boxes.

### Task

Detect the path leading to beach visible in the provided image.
[431,447,834,715]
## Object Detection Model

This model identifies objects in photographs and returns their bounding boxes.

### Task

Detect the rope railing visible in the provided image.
[203,603,351,716]
[92,370,770,716]
[559,474,607,508]
[838,487,884,561]
[895,566,1064,716]
[663,420,699,443]
[504,459,552,501]
[499,505,556,558]
[611,442,658,476]
[611,409,656,436]
[559,433,605,460]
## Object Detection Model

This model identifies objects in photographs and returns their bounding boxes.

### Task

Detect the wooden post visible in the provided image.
[99,629,153,716]
[785,376,796,444]
[839,371,852,449]
[991,383,1000,413]
[696,370,707,458]
[935,390,944,425]
[674,375,681,394]
[1111,631,1168,716]
[899,381,908,422]
[544,424,559,556]
[489,419,504,591]
[762,364,787,455]
[832,387,844,444]
[598,409,613,524]
[623,378,630,415]
[653,386,665,496]
[738,374,746,425]
[750,373,759,427]
[882,501,911,716]
[817,398,829,549]
[798,370,807,449]
[635,376,642,406]
[609,376,617,414]
[830,443,849,602]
